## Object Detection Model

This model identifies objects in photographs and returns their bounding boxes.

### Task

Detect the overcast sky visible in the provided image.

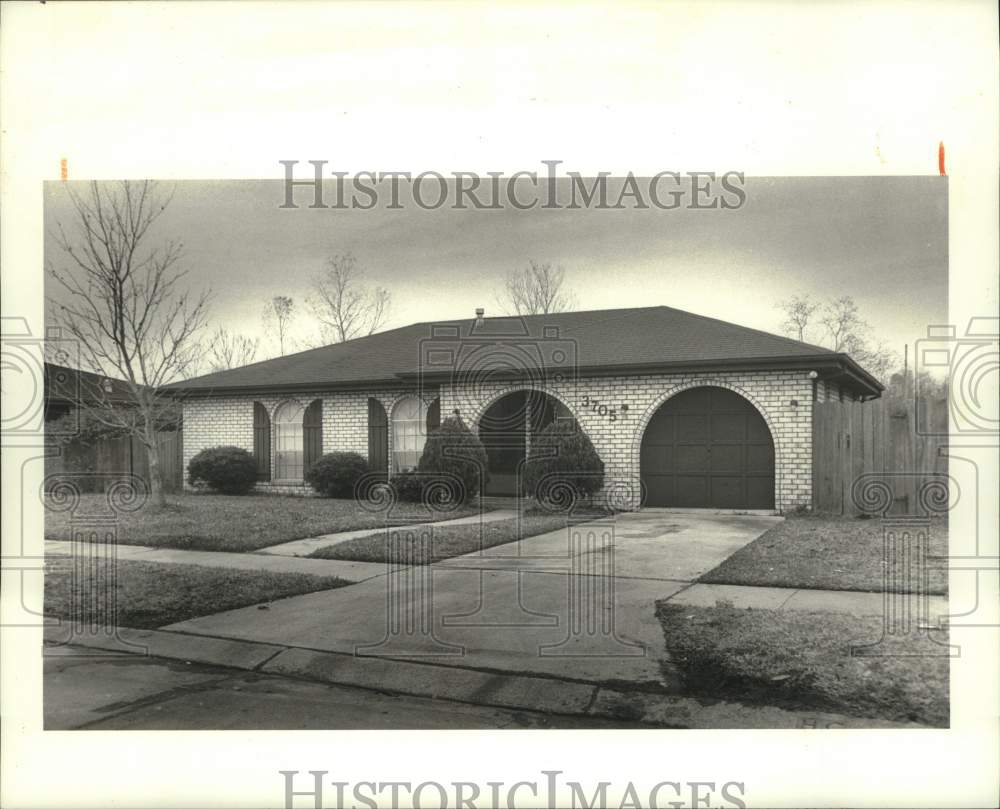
[44,176,947,366]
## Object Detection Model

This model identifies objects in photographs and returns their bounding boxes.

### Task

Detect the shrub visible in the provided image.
[187,446,258,495]
[523,420,604,509]
[390,471,425,503]
[306,452,371,498]
[417,415,488,503]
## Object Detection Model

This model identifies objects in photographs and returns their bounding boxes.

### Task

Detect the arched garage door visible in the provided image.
[641,386,775,509]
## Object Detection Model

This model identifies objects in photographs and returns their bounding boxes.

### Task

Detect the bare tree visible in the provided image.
[205,327,259,372]
[776,293,820,342]
[820,295,869,352]
[47,180,210,508]
[309,252,390,343]
[777,293,899,384]
[843,335,898,385]
[496,260,576,315]
[263,295,296,355]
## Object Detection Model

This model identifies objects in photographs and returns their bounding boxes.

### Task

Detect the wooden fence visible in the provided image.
[812,397,949,516]
[45,429,184,494]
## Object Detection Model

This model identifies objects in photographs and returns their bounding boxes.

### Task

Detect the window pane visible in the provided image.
[275,401,304,425]
[391,396,427,473]
[274,401,306,480]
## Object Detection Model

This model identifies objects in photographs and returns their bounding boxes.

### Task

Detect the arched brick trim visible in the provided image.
[269,397,307,423]
[630,379,782,511]
[468,384,579,429]
[383,391,437,419]
[467,384,590,499]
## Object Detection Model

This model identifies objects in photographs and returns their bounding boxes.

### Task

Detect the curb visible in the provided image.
[44,625,284,670]
[44,626,920,729]
[261,646,596,716]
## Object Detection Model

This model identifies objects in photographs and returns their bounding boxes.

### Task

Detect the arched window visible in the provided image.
[391,396,427,473]
[274,401,305,480]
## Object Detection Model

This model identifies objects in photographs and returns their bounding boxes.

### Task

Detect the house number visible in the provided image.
[581,394,624,421]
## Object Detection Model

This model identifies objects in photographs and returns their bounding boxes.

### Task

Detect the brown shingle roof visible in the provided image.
[166,305,883,396]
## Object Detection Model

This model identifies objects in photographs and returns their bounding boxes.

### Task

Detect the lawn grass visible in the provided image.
[44,493,484,553]
[45,557,350,629]
[656,601,949,726]
[309,512,597,564]
[699,515,948,594]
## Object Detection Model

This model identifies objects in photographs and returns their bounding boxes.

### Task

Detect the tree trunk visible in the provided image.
[144,428,167,508]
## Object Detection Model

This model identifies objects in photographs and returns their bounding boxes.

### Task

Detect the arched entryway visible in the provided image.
[640,386,775,509]
[478,390,573,496]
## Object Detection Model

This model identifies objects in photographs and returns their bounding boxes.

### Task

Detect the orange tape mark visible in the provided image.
[60,158,68,181]
[938,142,945,176]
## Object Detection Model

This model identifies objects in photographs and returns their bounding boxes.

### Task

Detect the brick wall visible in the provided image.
[818,378,856,402]
[183,370,814,511]
[441,369,814,512]
[182,387,438,493]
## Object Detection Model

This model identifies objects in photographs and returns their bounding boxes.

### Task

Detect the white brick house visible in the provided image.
[168,306,882,513]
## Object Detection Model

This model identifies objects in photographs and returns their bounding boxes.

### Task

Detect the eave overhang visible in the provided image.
[163,352,883,400]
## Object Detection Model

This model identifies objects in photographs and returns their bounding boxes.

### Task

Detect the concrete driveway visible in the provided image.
[166,511,781,688]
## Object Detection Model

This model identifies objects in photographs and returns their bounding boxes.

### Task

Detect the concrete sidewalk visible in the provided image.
[44,626,919,729]
[45,540,392,583]
[258,508,518,557]
[665,582,950,620]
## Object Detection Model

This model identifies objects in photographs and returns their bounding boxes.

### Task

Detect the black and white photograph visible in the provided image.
[2,3,997,809]
[39,174,952,736]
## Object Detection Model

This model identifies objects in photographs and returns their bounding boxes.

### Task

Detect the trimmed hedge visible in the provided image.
[187,446,258,495]
[306,452,371,498]
[417,415,488,503]
[523,420,604,509]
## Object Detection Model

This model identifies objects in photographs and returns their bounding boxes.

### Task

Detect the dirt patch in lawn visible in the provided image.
[700,515,948,594]
[657,600,949,726]
[309,512,602,564]
[45,557,350,628]
[44,493,485,553]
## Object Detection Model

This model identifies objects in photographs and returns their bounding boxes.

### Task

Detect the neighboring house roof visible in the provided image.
[44,362,142,406]
[166,306,884,397]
